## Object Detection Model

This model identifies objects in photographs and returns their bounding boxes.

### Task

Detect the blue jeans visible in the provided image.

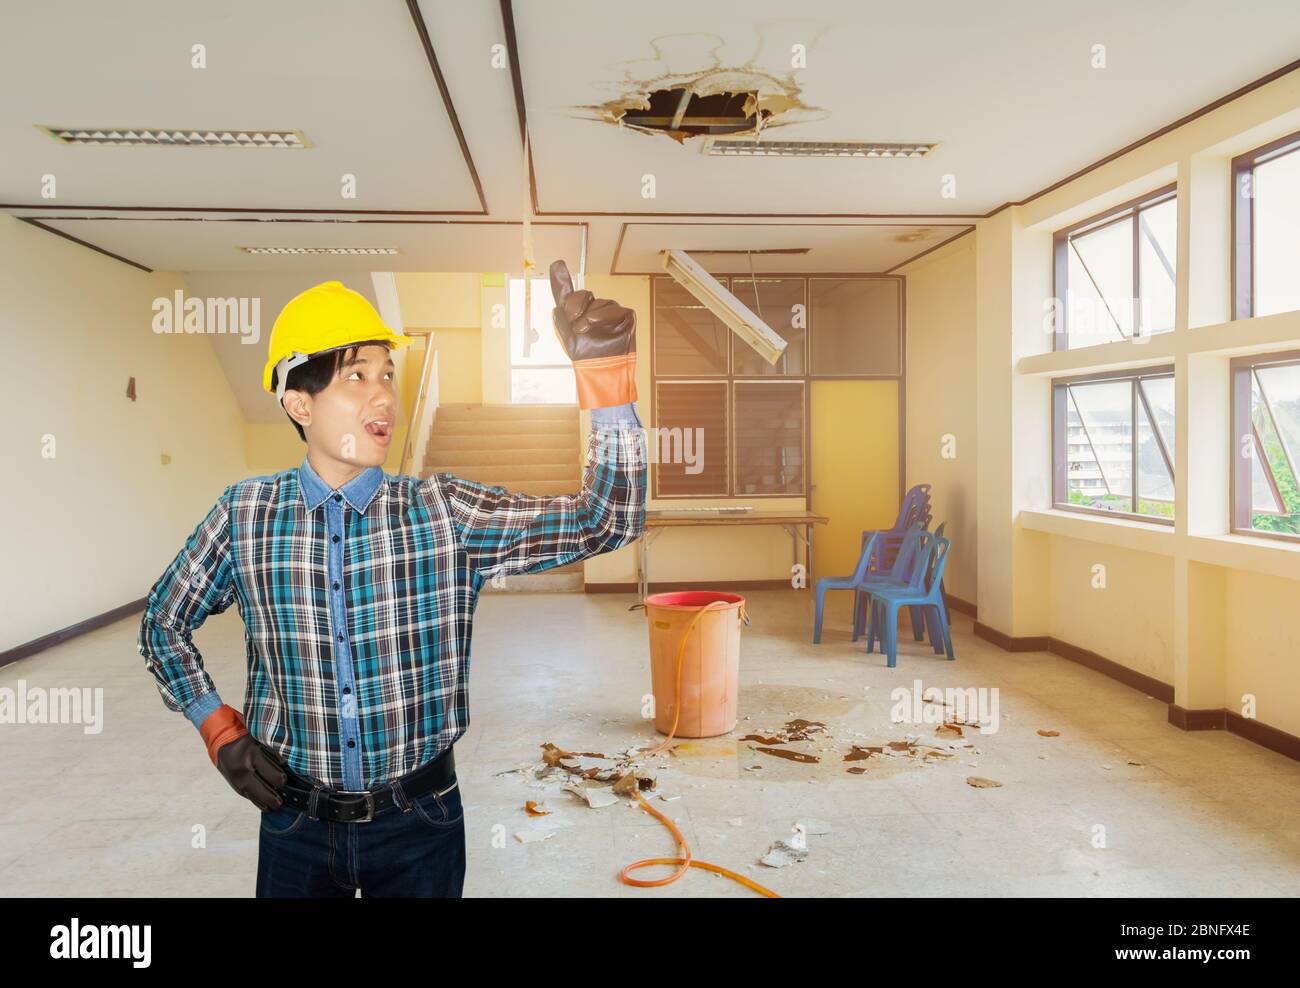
[256,779,466,897]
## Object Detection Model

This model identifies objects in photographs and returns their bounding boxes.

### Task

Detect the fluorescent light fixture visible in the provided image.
[661,249,788,366]
[702,138,936,158]
[240,247,399,255]
[39,126,309,148]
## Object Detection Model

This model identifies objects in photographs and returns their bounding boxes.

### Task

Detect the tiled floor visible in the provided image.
[2,589,1298,897]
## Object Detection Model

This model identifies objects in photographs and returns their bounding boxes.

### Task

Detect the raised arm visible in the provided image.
[437,405,647,584]
[435,261,647,585]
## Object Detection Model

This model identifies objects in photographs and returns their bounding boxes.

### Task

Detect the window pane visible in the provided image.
[1250,365,1300,534]
[1066,381,1133,512]
[511,367,576,404]
[1254,149,1300,318]
[655,382,727,496]
[1067,218,1133,347]
[1136,398,1174,515]
[1250,435,1285,514]
[653,277,729,375]
[509,278,566,365]
[730,277,806,376]
[808,279,900,375]
[1139,376,1175,457]
[1255,364,1300,491]
[1138,198,1176,336]
[734,382,804,495]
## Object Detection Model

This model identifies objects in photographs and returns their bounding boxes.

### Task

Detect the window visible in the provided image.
[808,278,902,376]
[1052,186,1177,350]
[1231,351,1300,539]
[650,273,903,498]
[1233,129,1300,319]
[508,276,575,404]
[1052,368,1175,522]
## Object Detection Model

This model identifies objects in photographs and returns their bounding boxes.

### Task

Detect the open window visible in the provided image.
[1231,350,1300,539]
[1051,186,1177,350]
[1052,367,1175,522]
[1232,128,1300,319]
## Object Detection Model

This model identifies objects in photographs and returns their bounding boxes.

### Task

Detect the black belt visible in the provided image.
[278,746,456,824]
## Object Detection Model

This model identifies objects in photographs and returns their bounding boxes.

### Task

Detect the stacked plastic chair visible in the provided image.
[812,484,931,645]
[852,484,932,642]
[864,531,955,667]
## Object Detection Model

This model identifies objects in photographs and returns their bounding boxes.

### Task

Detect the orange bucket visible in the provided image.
[644,591,748,738]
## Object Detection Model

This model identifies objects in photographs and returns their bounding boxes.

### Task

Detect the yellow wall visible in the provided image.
[244,422,305,475]
[1223,569,1300,733]
[1,213,248,651]
[1048,536,1176,684]
[431,326,482,404]
[394,272,481,328]
[900,234,979,606]
[811,380,901,627]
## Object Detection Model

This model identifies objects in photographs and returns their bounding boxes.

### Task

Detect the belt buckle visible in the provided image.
[338,790,376,823]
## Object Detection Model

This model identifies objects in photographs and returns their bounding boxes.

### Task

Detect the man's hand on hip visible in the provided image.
[199,704,288,811]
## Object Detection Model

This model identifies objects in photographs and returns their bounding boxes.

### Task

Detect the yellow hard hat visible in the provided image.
[263,280,414,398]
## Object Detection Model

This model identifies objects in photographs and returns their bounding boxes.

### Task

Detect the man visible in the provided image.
[138,263,646,897]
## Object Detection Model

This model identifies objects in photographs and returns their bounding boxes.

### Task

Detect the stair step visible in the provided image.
[434,419,578,437]
[437,403,578,422]
[422,476,580,497]
[426,448,579,468]
[429,433,576,452]
[431,464,579,483]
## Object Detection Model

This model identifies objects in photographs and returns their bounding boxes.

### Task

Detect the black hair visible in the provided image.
[272,339,393,442]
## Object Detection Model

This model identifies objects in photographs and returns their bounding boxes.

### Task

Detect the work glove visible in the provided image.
[199,704,288,811]
[550,259,637,409]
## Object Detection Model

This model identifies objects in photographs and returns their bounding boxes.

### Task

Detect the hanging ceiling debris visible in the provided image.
[581,67,824,144]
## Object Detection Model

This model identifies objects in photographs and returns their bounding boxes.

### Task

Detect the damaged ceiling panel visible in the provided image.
[586,67,822,144]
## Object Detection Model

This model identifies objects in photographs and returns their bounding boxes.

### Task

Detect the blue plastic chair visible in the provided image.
[852,485,933,640]
[861,520,949,644]
[814,526,931,644]
[812,531,881,644]
[865,534,955,668]
[853,523,941,641]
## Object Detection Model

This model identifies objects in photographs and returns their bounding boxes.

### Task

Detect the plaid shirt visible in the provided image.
[138,403,646,789]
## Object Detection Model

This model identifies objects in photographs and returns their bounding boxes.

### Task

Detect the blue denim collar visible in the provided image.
[298,457,384,513]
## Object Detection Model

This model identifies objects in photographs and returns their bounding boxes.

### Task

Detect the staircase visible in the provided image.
[420,403,585,592]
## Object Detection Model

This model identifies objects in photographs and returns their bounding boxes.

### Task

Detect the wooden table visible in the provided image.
[633,509,830,604]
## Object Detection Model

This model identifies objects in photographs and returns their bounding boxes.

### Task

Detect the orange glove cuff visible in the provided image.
[199,704,248,766]
[574,352,637,409]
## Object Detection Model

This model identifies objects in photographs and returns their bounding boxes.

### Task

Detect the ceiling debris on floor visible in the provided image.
[760,837,808,868]
[498,694,1010,872]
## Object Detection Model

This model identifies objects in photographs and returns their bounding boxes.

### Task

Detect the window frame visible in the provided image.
[1050,365,1176,525]
[1230,347,1300,543]
[506,275,575,405]
[1051,184,1178,351]
[731,378,807,497]
[806,276,904,378]
[649,273,904,501]
[1231,127,1300,321]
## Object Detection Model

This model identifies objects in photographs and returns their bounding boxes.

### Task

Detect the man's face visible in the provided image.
[290,344,398,468]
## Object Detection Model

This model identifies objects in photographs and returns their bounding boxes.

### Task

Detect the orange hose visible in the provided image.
[617,600,781,898]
